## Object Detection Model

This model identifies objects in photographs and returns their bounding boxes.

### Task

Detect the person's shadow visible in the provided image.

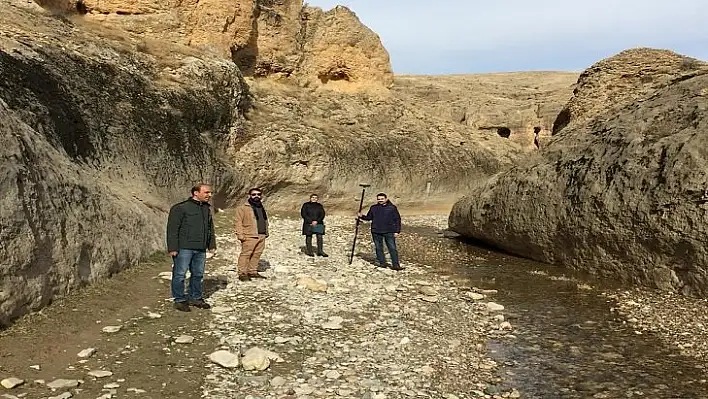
[200,276,228,299]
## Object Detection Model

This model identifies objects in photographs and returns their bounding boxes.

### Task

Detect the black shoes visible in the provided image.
[174,302,190,312]
[390,265,404,271]
[189,299,212,309]
[239,275,251,282]
[317,252,329,257]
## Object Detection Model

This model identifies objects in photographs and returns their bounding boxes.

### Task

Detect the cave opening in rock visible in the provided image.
[534,126,541,134]
[75,0,88,14]
[497,127,511,138]
[318,69,351,84]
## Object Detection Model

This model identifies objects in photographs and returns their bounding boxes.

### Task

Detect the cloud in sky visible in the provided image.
[306,0,708,74]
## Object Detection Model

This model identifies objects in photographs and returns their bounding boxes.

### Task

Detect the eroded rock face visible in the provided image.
[40,0,393,88]
[0,4,244,326]
[449,48,708,296]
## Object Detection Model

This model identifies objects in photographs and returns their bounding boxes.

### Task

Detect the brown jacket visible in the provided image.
[235,203,269,240]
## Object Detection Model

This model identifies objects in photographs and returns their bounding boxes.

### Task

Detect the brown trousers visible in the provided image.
[238,235,266,275]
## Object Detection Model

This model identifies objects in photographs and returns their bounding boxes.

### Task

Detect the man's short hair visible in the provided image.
[191,183,211,195]
[310,193,319,197]
[376,192,387,198]
[248,187,262,194]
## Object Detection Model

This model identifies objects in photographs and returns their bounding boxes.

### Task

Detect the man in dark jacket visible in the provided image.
[167,183,216,311]
[300,194,328,257]
[357,192,403,270]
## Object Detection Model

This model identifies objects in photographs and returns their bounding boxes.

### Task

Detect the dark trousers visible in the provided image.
[372,232,399,267]
[305,234,324,253]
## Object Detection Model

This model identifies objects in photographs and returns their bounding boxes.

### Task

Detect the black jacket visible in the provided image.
[301,201,325,235]
[166,198,216,252]
[360,202,401,234]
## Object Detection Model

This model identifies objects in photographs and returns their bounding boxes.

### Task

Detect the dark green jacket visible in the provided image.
[166,198,216,252]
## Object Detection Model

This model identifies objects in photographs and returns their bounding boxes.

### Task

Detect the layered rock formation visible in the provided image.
[35,0,393,88]
[449,48,708,295]
[0,2,246,326]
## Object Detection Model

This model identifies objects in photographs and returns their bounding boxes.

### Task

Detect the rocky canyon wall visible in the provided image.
[0,1,247,326]
[449,48,708,296]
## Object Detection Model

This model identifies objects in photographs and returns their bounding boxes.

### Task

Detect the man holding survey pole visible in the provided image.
[356,192,403,270]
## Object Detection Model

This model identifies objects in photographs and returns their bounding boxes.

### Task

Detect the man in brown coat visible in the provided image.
[235,188,269,281]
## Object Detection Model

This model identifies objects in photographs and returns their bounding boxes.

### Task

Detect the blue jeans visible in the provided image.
[171,249,206,303]
[372,232,399,267]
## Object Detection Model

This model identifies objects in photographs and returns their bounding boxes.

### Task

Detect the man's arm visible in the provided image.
[359,206,373,221]
[235,207,245,241]
[301,204,313,224]
[392,205,402,234]
[208,211,217,251]
[166,204,183,252]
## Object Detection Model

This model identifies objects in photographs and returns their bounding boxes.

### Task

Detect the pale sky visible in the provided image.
[306,0,708,74]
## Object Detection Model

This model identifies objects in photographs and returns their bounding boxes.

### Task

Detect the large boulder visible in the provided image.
[0,3,245,326]
[449,48,708,295]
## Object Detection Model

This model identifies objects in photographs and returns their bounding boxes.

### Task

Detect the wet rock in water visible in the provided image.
[77,348,97,358]
[0,378,24,389]
[101,326,121,333]
[466,292,485,300]
[486,302,505,312]
[175,335,195,344]
[209,350,240,368]
[87,370,113,378]
[46,379,80,389]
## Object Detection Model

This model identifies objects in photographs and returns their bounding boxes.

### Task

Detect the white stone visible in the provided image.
[77,348,97,358]
[0,378,24,389]
[46,379,80,389]
[419,286,437,296]
[270,376,286,387]
[103,383,120,389]
[158,272,172,281]
[486,302,505,312]
[101,326,121,333]
[146,312,162,319]
[421,295,439,303]
[321,316,344,330]
[241,347,270,371]
[88,370,113,378]
[500,321,513,330]
[48,393,73,399]
[296,276,328,293]
[209,350,239,368]
[127,388,146,393]
[174,335,194,344]
[467,292,485,300]
[29,365,40,370]
[324,370,341,380]
[211,306,234,314]
[399,337,411,345]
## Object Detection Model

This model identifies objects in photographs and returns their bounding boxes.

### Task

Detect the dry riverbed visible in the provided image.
[0,213,517,399]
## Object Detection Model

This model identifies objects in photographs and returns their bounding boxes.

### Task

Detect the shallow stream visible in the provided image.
[403,226,708,399]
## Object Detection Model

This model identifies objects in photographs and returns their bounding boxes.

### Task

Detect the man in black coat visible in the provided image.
[300,194,328,257]
[357,192,403,270]
[166,183,216,312]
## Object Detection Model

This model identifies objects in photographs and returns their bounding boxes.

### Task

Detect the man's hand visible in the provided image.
[237,236,245,242]
[394,233,400,238]
[169,251,178,257]
[311,221,318,225]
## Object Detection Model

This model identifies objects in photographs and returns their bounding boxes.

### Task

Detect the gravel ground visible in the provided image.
[200,214,518,399]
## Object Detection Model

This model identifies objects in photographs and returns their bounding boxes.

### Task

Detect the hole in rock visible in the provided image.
[75,1,88,14]
[318,69,351,84]
[497,127,511,138]
[534,126,541,134]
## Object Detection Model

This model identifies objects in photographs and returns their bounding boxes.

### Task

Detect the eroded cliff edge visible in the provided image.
[450,48,708,296]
